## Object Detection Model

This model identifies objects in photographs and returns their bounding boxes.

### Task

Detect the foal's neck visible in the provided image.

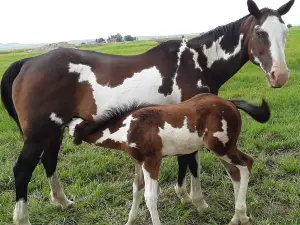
[188,14,254,94]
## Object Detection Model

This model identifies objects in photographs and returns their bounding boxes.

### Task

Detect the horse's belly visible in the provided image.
[158,118,203,156]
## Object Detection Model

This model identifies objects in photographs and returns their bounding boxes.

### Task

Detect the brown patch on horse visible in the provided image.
[75,83,97,120]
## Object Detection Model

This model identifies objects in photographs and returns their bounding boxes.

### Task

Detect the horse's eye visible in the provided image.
[256,30,263,37]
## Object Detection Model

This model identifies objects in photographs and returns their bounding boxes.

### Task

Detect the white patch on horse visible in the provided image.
[95,115,135,144]
[142,165,160,225]
[170,39,187,103]
[177,39,188,66]
[49,172,74,210]
[69,63,180,118]
[220,154,232,163]
[251,49,267,74]
[127,183,144,224]
[13,199,30,225]
[158,116,203,156]
[68,118,84,136]
[261,16,288,69]
[129,143,137,148]
[213,118,229,146]
[235,165,250,223]
[189,48,203,71]
[174,178,191,203]
[197,79,202,88]
[50,112,64,125]
[203,34,244,68]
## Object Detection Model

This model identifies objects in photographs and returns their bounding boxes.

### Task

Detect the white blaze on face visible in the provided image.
[203,34,244,68]
[261,16,289,71]
[158,116,203,156]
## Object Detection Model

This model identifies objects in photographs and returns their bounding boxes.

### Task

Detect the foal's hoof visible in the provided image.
[13,217,31,225]
[13,221,31,225]
[61,199,75,210]
[228,222,238,225]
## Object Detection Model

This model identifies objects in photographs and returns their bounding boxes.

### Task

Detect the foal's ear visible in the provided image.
[277,0,295,16]
[247,0,261,19]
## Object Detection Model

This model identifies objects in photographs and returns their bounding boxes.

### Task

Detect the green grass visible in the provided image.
[1,28,300,225]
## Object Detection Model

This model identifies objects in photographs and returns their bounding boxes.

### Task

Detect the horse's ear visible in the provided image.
[247,0,261,19]
[277,0,295,16]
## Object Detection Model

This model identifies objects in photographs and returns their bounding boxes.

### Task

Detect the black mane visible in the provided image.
[73,100,156,145]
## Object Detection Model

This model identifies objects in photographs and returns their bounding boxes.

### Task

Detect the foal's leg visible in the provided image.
[220,160,241,224]
[221,150,253,225]
[41,133,74,210]
[188,151,208,211]
[126,162,145,225]
[13,139,45,225]
[142,158,162,225]
[175,154,191,203]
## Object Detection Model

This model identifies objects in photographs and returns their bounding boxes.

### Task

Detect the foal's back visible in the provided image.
[73,93,240,157]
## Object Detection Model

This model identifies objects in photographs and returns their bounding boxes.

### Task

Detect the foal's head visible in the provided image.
[245,0,294,88]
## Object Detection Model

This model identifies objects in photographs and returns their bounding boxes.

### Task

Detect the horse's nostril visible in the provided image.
[270,71,275,80]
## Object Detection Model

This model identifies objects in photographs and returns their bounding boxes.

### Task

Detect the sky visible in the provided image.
[0,0,299,44]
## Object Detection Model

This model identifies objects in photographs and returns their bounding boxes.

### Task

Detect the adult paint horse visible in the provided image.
[68,93,270,225]
[0,0,294,224]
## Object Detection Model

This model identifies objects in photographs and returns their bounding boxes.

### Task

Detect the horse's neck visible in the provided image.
[187,17,251,94]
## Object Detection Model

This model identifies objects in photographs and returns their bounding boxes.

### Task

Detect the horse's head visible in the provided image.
[246,0,295,88]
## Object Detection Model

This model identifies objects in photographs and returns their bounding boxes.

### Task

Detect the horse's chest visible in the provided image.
[158,120,203,156]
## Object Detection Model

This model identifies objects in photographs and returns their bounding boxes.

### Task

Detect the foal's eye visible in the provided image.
[256,30,263,37]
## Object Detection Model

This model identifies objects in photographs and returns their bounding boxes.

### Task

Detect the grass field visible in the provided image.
[0,28,300,225]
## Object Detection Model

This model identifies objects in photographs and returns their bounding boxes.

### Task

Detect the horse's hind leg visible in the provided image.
[126,162,144,225]
[13,139,45,225]
[41,132,74,210]
[219,149,253,225]
[188,151,208,211]
[175,154,191,203]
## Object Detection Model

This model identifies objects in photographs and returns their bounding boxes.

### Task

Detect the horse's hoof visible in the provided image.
[13,218,31,225]
[241,220,250,225]
[61,200,75,210]
[50,198,75,210]
[180,194,192,204]
[228,222,238,225]
[194,201,209,213]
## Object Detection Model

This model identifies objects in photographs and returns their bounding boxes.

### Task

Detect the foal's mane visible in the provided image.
[73,100,156,145]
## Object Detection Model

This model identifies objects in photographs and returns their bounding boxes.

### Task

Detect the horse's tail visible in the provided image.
[229,98,270,123]
[1,57,31,136]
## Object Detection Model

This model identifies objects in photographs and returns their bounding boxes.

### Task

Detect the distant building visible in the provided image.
[108,38,118,43]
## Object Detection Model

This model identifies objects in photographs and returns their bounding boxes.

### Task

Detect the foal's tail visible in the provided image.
[1,57,31,136]
[229,99,270,123]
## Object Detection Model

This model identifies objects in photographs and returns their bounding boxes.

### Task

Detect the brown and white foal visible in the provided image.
[69,93,270,225]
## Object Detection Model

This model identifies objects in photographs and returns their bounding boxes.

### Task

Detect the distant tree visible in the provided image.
[182,35,185,38]
[81,42,86,45]
[124,35,136,41]
[96,37,105,43]
[108,33,123,42]
[287,24,292,28]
